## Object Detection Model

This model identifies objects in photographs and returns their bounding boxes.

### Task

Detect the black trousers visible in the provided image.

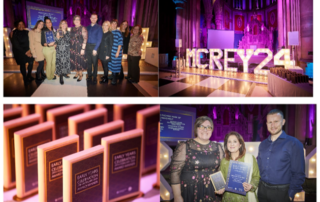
[37,60,44,76]
[20,57,34,78]
[101,60,109,76]
[258,181,292,202]
[86,44,98,78]
[127,55,141,82]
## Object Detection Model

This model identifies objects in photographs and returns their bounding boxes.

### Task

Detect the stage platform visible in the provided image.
[3,59,158,97]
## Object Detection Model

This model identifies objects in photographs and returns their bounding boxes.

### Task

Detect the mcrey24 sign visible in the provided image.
[186,48,293,74]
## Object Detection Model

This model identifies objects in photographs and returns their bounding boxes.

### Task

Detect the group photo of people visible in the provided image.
[3,0,158,97]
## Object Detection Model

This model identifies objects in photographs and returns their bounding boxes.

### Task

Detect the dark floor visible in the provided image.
[3,73,157,97]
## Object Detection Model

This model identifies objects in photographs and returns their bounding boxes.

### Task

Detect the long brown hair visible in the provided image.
[121,20,129,37]
[32,20,44,31]
[224,131,246,161]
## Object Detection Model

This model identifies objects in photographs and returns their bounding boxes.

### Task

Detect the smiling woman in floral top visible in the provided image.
[170,116,224,202]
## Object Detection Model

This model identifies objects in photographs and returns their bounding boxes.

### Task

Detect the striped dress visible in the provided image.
[108,30,123,73]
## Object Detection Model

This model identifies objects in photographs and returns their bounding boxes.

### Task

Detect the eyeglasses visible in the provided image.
[198,125,213,131]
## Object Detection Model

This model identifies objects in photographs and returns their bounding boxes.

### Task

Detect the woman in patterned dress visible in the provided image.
[108,19,123,85]
[216,132,260,202]
[127,25,143,83]
[70,15,88,82]
[55,20,71,85]
[171,116,224,202]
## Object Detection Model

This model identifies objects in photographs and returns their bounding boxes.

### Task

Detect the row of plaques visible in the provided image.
[3,104,160,202]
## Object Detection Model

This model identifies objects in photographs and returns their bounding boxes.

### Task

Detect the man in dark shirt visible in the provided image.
[257,109,305,202]
[86,13,103,84]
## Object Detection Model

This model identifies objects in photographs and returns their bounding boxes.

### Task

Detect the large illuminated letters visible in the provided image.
[237,49,254,73]
[196,49,209,69]
[224,49,238,72]
[274,49,293,69]
[185,48,293,75]
[253,49,273,75]
[186,48,196,67]
[209,49,223,70]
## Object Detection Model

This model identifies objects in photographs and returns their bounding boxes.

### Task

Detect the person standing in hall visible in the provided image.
[41,17,56,80]
[86,13,103,84]
[98,21,113,84]
[108,19,123,85]
[28,20,45,82]
[11,20,35,82]
[70,15,88,82]
[120,20,130,80]
[257,109,305,202]
[127,25,143,83]
[55,20,71,85]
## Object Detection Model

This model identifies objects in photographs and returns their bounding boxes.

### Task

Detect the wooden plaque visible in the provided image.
[114,104,147,131]
[68,108,107,151]
[137,105,160,174]
[47,104,90,140]
[4,107,23,122]
[35,104,65,123]
[95,104,114,122]
[84,120,124,150]
[63,145,104,202]
[3,114,41,189]
[38,135,79,202]
[14,121,55,198]
[101,129,143,202]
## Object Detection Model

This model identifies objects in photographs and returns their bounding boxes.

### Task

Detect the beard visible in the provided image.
[269,128,282,136]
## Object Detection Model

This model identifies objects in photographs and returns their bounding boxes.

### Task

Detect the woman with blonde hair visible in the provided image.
[55,20,71,85]
[216,131,260,202]
[98,21,113,84]
[70,15,88,82]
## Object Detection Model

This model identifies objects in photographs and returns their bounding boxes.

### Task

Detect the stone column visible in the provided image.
[277,0,284,49]
[214,0,223,30]
[173,1,185,56]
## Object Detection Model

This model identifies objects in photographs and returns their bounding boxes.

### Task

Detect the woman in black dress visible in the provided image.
[99,21,113,84]
[55,20,71,85]
[171,116,224,202]
[11,20,34,82]
[119,20,130,80]
[70,15,87,82]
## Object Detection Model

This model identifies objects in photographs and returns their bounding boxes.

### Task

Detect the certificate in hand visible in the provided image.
[225,160,251,196]
[45,31,55,44]
[209,171,226,191]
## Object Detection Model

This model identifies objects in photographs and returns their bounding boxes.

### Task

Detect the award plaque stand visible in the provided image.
[13,192,38,201]
[119,192,145,202]
[3,186,15,192]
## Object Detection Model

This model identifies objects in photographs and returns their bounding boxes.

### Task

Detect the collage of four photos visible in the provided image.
[1,0,317,202]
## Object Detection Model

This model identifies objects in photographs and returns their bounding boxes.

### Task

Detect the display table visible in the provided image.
[288,66,304,74]
[3,172,158,202]
[268,73,312,97]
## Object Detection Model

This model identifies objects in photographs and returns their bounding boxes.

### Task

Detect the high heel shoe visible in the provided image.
[73,72,79,79]
[77,75,83,82]
[60,74,64,85]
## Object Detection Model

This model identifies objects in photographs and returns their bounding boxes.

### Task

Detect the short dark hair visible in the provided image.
[193,116,214,137]
[111,19,118,25]
[267,109,284,119]
[91,13,98,18]
[224,131,246,161]
[73,15,81,22]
